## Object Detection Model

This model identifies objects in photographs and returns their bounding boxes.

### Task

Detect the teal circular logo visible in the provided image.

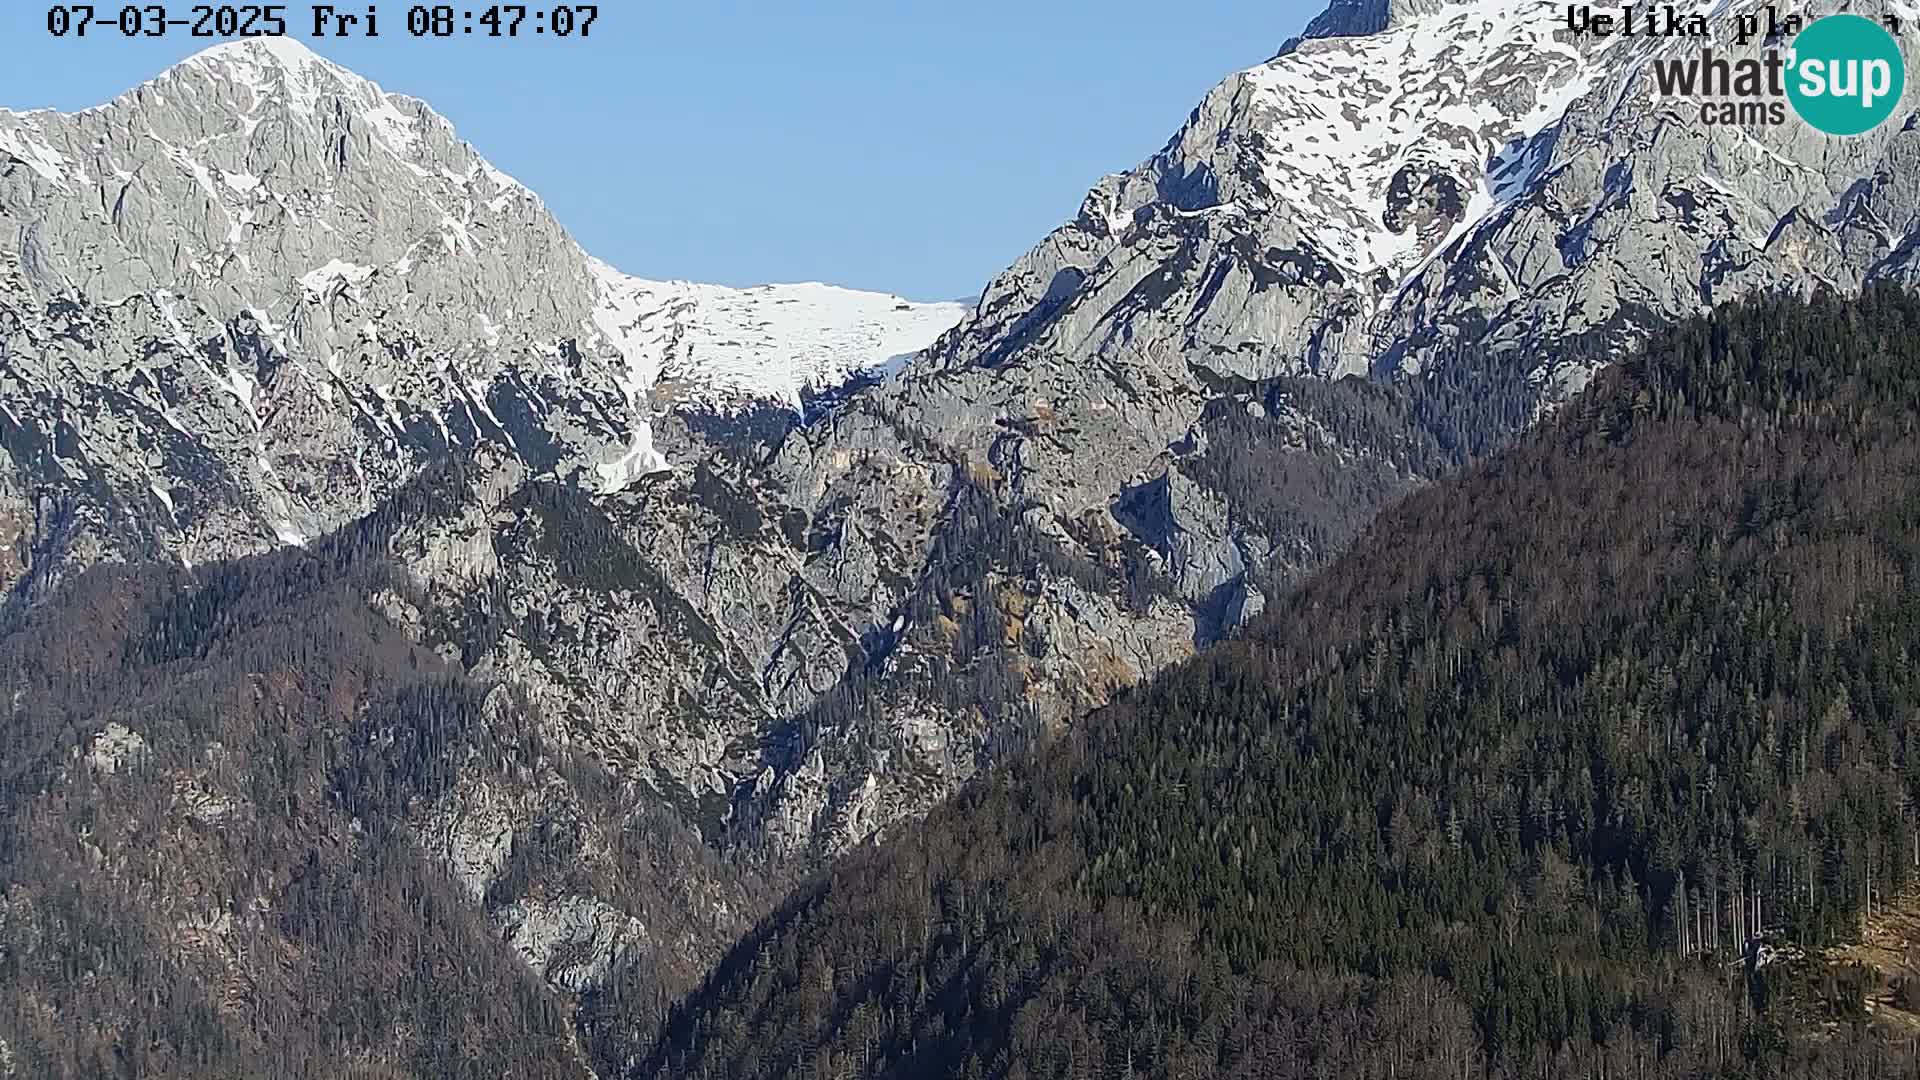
[1787,14,1906,136]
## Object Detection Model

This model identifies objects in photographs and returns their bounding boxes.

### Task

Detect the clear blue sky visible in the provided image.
[1,2,1320,300]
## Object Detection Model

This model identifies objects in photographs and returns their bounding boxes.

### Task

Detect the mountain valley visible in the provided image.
[7,0,1920,1074]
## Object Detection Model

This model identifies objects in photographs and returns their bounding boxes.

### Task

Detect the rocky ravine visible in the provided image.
[7,0,1920,1018]
[709,0,1920,871]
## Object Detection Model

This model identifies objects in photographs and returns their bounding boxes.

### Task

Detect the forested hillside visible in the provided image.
[631,286,1920,1080]
[12,286,1920,1079]
[0,462,754,1078]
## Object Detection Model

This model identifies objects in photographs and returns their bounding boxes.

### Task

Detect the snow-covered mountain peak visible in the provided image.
[79,33,389,127]
[922,0,1619,389]
[1227,0,1592,282]
[0,42,963,562]
[183,32,329,73]
[165,34,432,158]
[170,34,422,113]
[925,0,1920,487]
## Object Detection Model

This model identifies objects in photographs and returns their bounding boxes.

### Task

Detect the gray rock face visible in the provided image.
[1275,0,1390,55]
[9,0,1919,1020]
[916,0,1920,505]
[0,36,963,597]
[718,0,1920,874]
[0,37,965,1005]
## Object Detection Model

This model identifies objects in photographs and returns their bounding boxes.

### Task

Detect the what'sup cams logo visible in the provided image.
[1648,11,1907,133]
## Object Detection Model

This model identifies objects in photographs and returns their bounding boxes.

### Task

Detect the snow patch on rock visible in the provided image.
[585,258,966,411]
[595,423,670,493]
[299,258,376,295]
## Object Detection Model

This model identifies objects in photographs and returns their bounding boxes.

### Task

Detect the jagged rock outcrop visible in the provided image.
[910,0,1920,507]
[0,36,963,597]
[709,0,1920,873]
[8,0,1920,1038]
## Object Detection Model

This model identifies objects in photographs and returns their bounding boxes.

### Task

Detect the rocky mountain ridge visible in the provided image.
[6,0,1920,1047]
[0,36,964,588]
[902,0,1920,525]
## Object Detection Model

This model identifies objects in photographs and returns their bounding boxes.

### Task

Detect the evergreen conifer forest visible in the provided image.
[626,287,1920,1079]
[11,289,1920,1078]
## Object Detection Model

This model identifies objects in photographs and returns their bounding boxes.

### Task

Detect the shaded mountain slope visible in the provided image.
[0,463,763,1078]
[631,286,1920,1080]
[13,0,1920,1057]
[13,0,1920,961]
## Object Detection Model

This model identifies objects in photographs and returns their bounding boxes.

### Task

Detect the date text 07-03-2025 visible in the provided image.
[44,4,600,39]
